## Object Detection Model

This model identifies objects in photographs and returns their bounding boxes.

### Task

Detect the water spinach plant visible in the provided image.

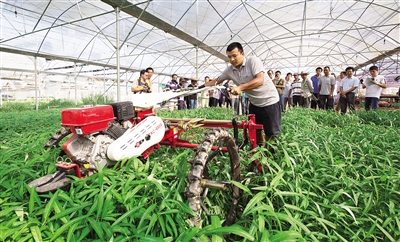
[0,107,398,241]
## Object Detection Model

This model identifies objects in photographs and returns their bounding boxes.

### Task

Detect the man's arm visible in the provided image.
[329,84,335,98]
[131,86,147,93]
[343,87,357,95]
[374,80,387,88]
[231,72,264,95]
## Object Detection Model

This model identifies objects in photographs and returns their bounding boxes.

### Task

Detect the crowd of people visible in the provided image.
[132,42,389,144]
[157,64,387,116]
[278,65,387,114]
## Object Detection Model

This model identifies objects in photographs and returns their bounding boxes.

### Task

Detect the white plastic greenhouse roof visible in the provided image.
[1,0,399,87]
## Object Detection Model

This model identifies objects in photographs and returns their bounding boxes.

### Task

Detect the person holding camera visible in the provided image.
[131,69,152,94]
[361,65,387,110]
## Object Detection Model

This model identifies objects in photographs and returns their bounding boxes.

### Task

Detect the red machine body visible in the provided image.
[30,100,264,193]
[61,105,115,134]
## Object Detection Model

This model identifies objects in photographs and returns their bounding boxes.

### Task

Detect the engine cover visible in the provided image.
[107,116,165,161]
[62,133,115,175]
[61,105,115,134]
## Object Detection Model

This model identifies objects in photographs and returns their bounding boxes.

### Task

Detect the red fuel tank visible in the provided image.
[61,105,115,134]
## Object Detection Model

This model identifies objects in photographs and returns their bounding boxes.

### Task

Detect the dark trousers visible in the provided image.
[249,102,281,138]
[242,97,249,115]
[319,95,334,110]
[365,97,379,110]
[185,96,190,109]
[178,100,186,110]
[209,97,218,107]
[339,92,355,114]
[311,93,319,109]
[292,95,302,107]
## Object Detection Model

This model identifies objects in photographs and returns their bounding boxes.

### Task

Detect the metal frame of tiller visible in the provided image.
[135,109,264,171]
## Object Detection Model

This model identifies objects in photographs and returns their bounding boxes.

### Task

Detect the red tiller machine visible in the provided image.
[29,103,263,193]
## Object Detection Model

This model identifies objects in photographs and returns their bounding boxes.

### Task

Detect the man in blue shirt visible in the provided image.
[310,67,322,109]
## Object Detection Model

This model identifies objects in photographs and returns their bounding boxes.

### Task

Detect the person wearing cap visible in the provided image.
[204,42,280,144]
[300,71,314,108]
[339,66,359,114]
[187,78,198,109]
[288,73,302,107]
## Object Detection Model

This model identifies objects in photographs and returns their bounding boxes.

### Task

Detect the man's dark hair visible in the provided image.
[146,67,154,73]
[324,66,330,70]
[172,74,177,78]
[286,73,292,77]
[316,67,323,71]
[341,71,346,75]
[275,70,281,74]
[140,69,147,76]
[345,66,355,72]
[369,65,379,71]
[205,76,209,79]
[227,42,243,53]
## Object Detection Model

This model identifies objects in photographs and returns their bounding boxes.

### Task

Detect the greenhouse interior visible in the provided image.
[1,1,400,241]
[1,0,399,105]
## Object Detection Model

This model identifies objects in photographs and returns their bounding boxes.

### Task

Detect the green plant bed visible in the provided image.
[0,108,399,241]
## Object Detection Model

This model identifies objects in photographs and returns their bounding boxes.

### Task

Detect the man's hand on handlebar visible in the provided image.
[230,85,242,95]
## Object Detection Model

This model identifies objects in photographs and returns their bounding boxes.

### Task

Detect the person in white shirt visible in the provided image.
[361,65,387,110]
[200,76,210,108]
[339,67,359,114]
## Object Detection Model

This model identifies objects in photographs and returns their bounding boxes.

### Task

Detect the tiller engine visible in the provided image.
[29,102,165,193]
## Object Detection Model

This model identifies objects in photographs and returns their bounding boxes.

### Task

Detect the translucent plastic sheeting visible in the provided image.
[1,0,399,92]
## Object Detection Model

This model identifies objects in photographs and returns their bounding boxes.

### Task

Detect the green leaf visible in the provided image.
[270,231,303,242]
[198,225,254,240]
[50,215,88,240]
[42,191,59,225]
[30,226,42,242]
[111,205,143,228]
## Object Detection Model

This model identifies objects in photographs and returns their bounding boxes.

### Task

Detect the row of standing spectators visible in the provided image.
[165,75,250,115]
[270,65,387,114]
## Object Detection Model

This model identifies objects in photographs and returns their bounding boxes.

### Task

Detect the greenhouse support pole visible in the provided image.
[104,67,106,103]
[74,63,78,105]
[0,78,2,108]
[126,71,128,95]
[195,46,199,80]
[35,56,38,111]
[116,6,121,102]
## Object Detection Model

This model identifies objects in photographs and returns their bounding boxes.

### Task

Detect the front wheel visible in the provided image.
[186,128,241,226]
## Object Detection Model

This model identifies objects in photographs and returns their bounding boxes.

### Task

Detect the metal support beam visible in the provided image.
[101,0,227,62]
[116,6,121,102]
[34,57,38,111]
[354,46,400,71]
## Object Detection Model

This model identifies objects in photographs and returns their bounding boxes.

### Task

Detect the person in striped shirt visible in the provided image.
[288,73,302,107]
